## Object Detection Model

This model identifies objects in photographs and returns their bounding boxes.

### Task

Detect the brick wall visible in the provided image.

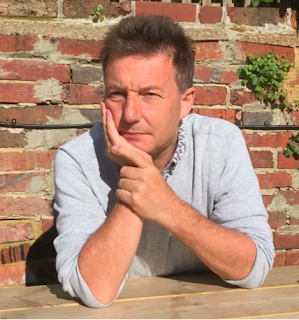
[0,1,298,286]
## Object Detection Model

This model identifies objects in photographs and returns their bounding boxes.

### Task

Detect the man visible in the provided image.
[54,15,274,308]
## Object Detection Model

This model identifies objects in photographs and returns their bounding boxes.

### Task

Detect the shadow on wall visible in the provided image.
[25,199,59,286]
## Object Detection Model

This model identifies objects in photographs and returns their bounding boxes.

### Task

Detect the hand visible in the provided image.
[112,145,179,223]
[101,102,152,167]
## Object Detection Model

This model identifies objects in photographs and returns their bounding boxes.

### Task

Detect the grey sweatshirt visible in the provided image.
[53,114,275,308]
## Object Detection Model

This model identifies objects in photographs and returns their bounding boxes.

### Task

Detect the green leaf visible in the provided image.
[237,67,243,76]
[90,10,96,15]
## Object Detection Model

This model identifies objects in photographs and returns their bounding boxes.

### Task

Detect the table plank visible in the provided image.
[0,266,298,316]
[0,285,299,319]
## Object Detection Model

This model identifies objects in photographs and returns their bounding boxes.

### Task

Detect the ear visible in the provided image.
[180,87,196,120]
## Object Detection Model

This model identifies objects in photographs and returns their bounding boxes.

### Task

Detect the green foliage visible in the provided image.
[284,133,299,160]
[250,0,280,7]
[91,4,104,23]
[237,51,294,110]
[238,51,299,161]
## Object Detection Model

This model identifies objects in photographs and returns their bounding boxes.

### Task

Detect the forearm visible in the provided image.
[158,199,257,281]
[78,201,143,305]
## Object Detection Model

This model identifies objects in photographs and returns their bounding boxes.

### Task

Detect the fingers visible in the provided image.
[118,177,140,192]
[112,145,152,169]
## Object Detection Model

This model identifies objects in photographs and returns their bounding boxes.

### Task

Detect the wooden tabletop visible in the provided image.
[0,266,299,319]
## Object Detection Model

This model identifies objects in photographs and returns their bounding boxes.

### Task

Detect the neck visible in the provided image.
[152,137,178,172]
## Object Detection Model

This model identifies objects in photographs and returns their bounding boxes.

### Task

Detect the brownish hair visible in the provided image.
[100,15,195,93]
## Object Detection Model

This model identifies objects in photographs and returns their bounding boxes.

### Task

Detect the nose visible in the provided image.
[122,93,142,124]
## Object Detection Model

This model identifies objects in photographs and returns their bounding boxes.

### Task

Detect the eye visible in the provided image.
[144,92,159,98]
[109,91,126,101]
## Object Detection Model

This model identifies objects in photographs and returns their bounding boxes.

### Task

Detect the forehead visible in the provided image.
[104,54,176,88]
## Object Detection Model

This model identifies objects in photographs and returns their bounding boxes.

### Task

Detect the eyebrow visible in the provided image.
[105,84,162,92]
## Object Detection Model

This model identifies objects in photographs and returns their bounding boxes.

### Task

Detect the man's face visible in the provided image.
[104,54,194,160]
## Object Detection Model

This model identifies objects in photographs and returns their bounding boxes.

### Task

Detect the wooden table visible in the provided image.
[0,266,299,319]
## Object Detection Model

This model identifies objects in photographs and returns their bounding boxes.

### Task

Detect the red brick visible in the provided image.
[288,73,299,86]
[0,196,52,217]
[0,35,36,53]
[191,108,235,124]
[62,84,103,104]
[0,265,26,286]
[0,243,30,265]
[291,217,299,226]
[227,8,287,27]
[0,172,47,193]
[273,252,285,267]
[262,194,275,208]
[286,250,299,266]
[0,83,41,103]
[243,132,292,148]
[0,131,27,148]
[268,211,286,229]
[0,150,56,171]
[41,218,55,234]
[249,151,274,168]
[0,59,70,83]
[56,38,103,60]
[278,152,299,169]
[230,89,258,106]
[257,172,292,189]
[194,65,214,83]
[135,2,196,23]
[198,7,222,24]
[193,42,223,61]
[278,191,299,206]
[274,230,299,249]
[194,87,226,105]
[235,42,295,62]
[0,223,34,244]
[292,112,299,125]
[219,70,239,84]
[0,106,62,125]
[291,10,297,29]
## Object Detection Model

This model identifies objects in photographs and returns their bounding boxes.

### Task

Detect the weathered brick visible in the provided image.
[0,83,41,104]
[194,87,226,105]
[0,0,57,17]
[135,2,196,22]
[243,132,292,148]
[193,65,214,83]
[0,35,36,53]
[63,0,131,18]
[0,106,62,125]
[62,84,103,104]
[0,150,56,171]
[249,151,274,168]
[0,196,52,217]
[291,217,299,226]
[0,130,27,148]
[194,66,238,84]
[79,109,101,123]
[278,152,299,169]
[0,243,31,265]
[0,172,47,193]
[0,223,34,244]
[286,250,299,266]
[72,65,103,85]
[0,59,70,83]
[274,227,299,249]
[268,211,286,229]
[235,42,295,62]
[273,251,285,267]
[262,194,275,208]
[193,42,223,61]
[291,10,298,29]
[243,112,273,126]
[198,7,222,24]
[0,265,25,286]
[191,108,235,124]
[257,172,292,189]
[41,218,55,234]
[227,8,287,27]
[230,90,258,106]
[278,190,299,206]
[56,38,103,60]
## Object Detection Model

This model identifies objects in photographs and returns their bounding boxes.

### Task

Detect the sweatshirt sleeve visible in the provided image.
[211,128,275,289]
[53,147,125,308]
